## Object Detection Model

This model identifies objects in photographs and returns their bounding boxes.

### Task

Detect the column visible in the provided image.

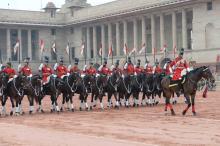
[101,24,106,58]
[133,19,138,49]
[160,14,165,49]
[108,23,112,53]
[28,30,32,60]
[93,26,97,60]
[172,12,177,49]
[86,27,91,59]
[182,9,187,49]
[123,20,128,46]
[141,16,146,45]
[116,22,120,56]
[151,15,156,52]
[6,29,11,60]
[18,29,22,61]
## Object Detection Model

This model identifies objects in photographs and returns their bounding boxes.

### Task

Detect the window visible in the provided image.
[51,11,55,18]
[51,29,56,36]
[71,9,74,17]
[207,2,213,11]
[70,27,74,34]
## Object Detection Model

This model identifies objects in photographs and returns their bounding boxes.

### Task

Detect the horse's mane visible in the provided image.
[190,66,207,74]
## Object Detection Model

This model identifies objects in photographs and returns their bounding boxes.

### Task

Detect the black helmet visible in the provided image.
[145,59,149,63]
[44,56,49,63]
[75,58,79,65]
[24,57,30,63]
[128,57,131,63]
[104,58,107,64]
[60,57,64,63]
[89,61,93,65]
[179,48,184,56]
[155,59,159,65]
[7,62,12,67]
[137,59,141,66]
[115,60,120,66]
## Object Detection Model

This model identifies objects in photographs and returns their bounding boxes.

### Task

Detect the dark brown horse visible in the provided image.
[161,66,215,116]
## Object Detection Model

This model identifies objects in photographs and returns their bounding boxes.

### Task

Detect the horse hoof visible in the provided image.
[182,110,187,116]
[155,102,159,105]
[193,112,197,116]
[164,110,168,115]
[10,111,13,116]
[171,109,176,116]
[50,109,53,113]
[86,107,89,111]
[79,107,82,111]
[41,110,45,113]
[60,108,63,112]
[90,106,93,110]
[93,105,96,108]
[29,111,33,115]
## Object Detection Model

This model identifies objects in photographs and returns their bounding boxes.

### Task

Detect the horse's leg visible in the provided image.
[164,90,175,115]
[15,98,20,116]
[28,95,34,114]
[54,93,60,113]
[69,94,74,112]
[9,97,15,116]
[50,95,55,113]
[182,94,191,116]
[191,94,196,116]
[114,92,119,109]
[38,95,44,113]
[125,93,130,108]
[84,94,89,111]
[141,93,146,106]
[107,92,113,108]
[1,95,8,116]
[60,93,66,112]
[79,94,84,111]
[99,95,104,110]
[19,98,25,115]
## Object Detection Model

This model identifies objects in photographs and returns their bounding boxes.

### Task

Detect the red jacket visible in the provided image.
[86,67,97,75]
[99,65,110,75]
[56,65,68,78]
[124,63,134,75]
[153,66,163,74]
[2,67,16,78]
[41,65,53,82]
[20,65,32,76]
[70,65,80,74]
[134,67,143,74]
[145,65,153,74]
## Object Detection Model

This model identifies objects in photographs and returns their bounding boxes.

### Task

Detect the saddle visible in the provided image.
[169,75,186,88]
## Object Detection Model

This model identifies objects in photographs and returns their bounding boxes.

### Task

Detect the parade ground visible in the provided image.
[0,91,219,146]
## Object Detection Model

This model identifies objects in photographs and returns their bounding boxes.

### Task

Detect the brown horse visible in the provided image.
[161,66,215,116]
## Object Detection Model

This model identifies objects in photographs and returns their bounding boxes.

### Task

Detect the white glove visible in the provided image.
[134,72,137,76]
[38,63,43,71]
[81,74,85,78]
[53,63,58,70]
[122,74,125,78]
[83,65,87,71]
[52,74,57,78]
[67,73,70,76]
[13,75,18,78]
[96,74,100,77]
[68,65,71,71]
[28,74,33,78]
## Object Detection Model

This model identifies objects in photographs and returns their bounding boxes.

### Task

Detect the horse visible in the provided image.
[152,73,164,105]
[0,73,9,115]
[142,73,154,106]
[39,75,60,113]
[1,74,29,116]
[161,66,215,116]
[89,74,108,110]
[117,74,133,108]
[23,74,42,114]
[131,73,144,107]
[106,69,121,108]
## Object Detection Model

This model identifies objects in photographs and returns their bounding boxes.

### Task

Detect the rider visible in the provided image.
[1,61,16,83]
[134,59,143,75]
[19,57,32,78]
[70,58,81,74]
[169,48,190,81]
[144,59,153,74]
[86,62,97,76]
[111,60,122,74]
[98,58,111,76]
[152,59,163,74]
[163,60,172,76]
[39,56,53,85]
[55,57,68,80]
[123,57,134,77]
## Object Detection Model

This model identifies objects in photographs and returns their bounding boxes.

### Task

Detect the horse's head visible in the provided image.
[200,66,215,84]
[0,73,9,89]
[17,74,29,89]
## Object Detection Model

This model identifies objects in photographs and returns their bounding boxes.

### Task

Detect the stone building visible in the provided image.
[0,0,219,68]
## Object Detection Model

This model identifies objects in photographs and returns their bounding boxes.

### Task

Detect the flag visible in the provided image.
[129,48,137,56]
[160,44,167,53]
[173,45,177,57]
[52,42,56,53]
[65,43,70,55]
[139,43,146,54]
[108,44,113,58]
[13,40,20,55]
[99,44,102,56]
[80,43,85,56]
[123,43,128,55]
[40,39,45,53]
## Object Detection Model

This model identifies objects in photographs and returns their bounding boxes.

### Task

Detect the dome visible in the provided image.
[45,2,56,9]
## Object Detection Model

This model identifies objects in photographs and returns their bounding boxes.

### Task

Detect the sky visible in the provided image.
[0,0,115,11]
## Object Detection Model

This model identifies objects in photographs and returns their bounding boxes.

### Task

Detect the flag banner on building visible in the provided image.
[65,43,70,55]
[40,39,45,53]
[108,44,113,59]
[80,43,85,56]
[13,40,20,55]
[52,42,56,53]
[129,48,137,56]
[99,43,102,57]
[173,45,177,57]
[123,43,128,55]
[160,44,167,53]
[139,43,146,54]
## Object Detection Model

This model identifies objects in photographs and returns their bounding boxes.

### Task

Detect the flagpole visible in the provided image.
[153,48,156,63]
[84,43,87,65]
[18,41,20,64]
[69,45,71,65]
[144,44,147,62]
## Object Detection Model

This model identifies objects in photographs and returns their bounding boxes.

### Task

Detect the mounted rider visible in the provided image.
[144,59,153,74]
[54,57,68,80]
[39,56,53,85]
[70,58,81,74]
[85,62,97,76]
[19,57,32,78]
[169,48,190,81]
[98,58,111,76]
[1,61,16,83]
[123,57,134,77]
[152,59,163,74]
[111,60,122,74]
[163,60,172,76]
[134,59,143,75]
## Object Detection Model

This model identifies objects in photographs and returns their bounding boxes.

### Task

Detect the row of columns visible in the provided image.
[85,9,188,59]
[5,29,32,60]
